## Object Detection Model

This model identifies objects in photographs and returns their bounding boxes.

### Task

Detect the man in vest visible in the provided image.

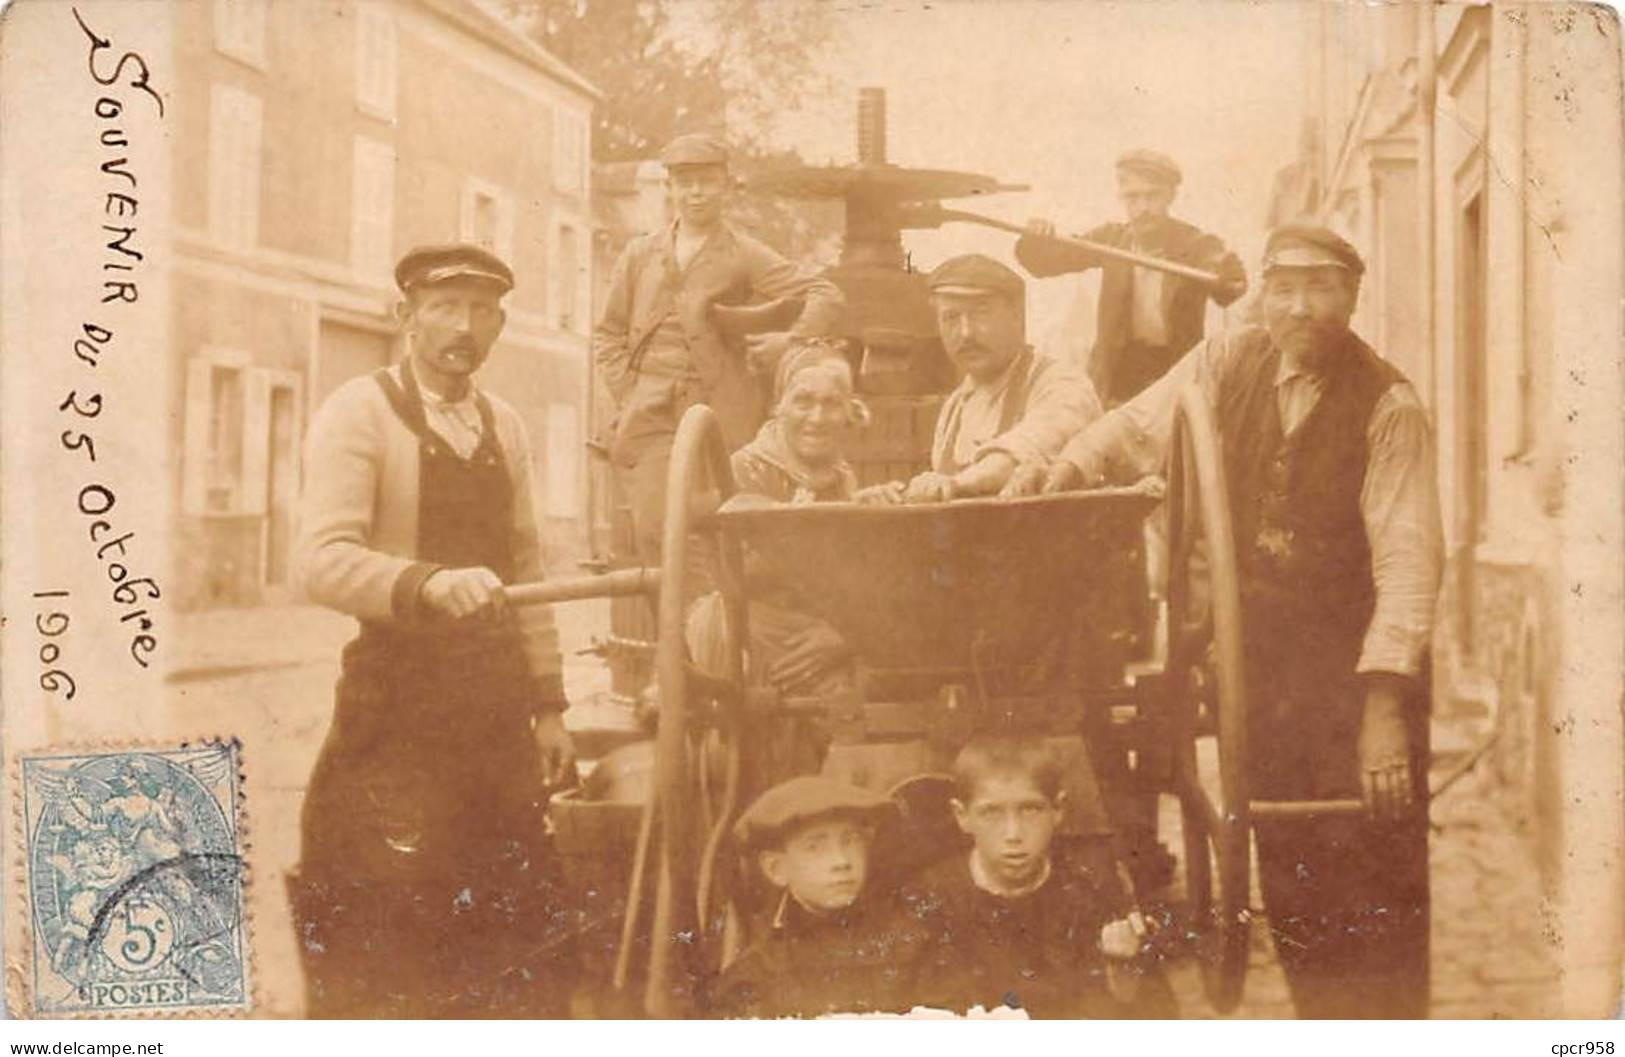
[1011,224,1442,1017]
[861,253,1101,504]
[593,133,845,564]
[1016,150,1247,407]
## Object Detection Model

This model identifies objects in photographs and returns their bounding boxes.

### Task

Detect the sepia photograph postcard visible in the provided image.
[1,0,1621,1036]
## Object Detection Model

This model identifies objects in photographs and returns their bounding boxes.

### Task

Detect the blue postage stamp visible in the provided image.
[20,743,249,1015]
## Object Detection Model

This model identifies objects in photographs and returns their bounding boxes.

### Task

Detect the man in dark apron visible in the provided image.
[1025,224,1443,1017]
[290,244,577,1017]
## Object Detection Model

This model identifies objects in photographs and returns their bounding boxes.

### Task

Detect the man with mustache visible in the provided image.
[594,133,844,566]
[291,244,577,1016]
[1010,225,1442,1018]
[862,253,1100,504]
[1016,150,1247,407]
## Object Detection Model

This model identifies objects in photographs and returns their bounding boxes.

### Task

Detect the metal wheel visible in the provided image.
[644,405,737,1017]
[1165,384,1251,1014]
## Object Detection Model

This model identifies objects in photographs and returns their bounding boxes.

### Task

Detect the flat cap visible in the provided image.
[733,776,895,850]
[661,133,729,169]
[1116,149,1182,187]
[1262,223,1365,278]
[927,253,1025,300]
[394,243,514,294]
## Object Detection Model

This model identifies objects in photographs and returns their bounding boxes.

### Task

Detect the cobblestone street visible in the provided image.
[169,603,1565,1019]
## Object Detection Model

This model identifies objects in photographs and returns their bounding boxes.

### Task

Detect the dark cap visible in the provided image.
[661,133,729,169]
[1262,223,1365,278]
[1116,148,1182,188]
[733,776,895,850]
[926,253,1025,300]
[394,243,514,295]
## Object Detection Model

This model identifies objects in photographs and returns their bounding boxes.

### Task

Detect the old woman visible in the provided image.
[687,342,865,726]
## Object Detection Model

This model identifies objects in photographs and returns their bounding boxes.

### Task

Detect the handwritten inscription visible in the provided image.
[55,9,166,672]
[33,591,76,700]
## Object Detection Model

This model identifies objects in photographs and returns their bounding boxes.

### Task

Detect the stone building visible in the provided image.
[170,0,599,608]
[1267,2,1622,1014]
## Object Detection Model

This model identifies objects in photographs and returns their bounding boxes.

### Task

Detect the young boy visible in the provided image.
[708,775,925,1018]
[902,736,1175,1018]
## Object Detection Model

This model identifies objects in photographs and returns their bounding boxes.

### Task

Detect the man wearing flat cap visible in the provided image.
[291,243,577,1016]
[861,253,1101,504]
[1013,224,1442,1018]
[593,132,845,566]
[1017,149,1247,406]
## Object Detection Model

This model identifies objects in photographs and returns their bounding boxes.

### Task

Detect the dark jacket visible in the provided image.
[593,221,844,455]
[899,854,1124,1018]
[1015,217,1245,404]
[708,893,928,1019]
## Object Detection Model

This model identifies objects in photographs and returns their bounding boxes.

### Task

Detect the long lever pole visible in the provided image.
[906,203,1225,287]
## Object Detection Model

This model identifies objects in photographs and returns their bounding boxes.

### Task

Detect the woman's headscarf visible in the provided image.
[772,339,857,407]
[741,339,865,501]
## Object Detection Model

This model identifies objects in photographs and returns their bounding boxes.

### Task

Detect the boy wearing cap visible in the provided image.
[1016,149,1247,406]
[592,133,845,566]
[291,244,576,1016]
[902,737,1172,1019]
[859,253,1101,505]
[708,776,923,1018]
[1017,224,1440,1018]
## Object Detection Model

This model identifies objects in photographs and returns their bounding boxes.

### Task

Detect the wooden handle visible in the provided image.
[928,205,1227,287]
[1249,797,1365,818]
[502,567,660,608]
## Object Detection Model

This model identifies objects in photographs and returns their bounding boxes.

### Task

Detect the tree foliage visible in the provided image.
[505,0,840,163]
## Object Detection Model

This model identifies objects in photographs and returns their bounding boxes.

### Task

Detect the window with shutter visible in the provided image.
[459,179,514,264]
[553,110,586,196]
[208,85,262,250]
[554,222,578,331]
[354,1,398,121]
[351,136,395,280]
[214,0,267,68]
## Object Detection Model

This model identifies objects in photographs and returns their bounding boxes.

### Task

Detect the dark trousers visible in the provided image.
[289,872,574,1019]
[1255,812,1430,1017]
[1248,673,1433,1018]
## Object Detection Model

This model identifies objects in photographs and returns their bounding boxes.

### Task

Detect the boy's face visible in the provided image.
[953,770,1061,891]
[759,817,871,913]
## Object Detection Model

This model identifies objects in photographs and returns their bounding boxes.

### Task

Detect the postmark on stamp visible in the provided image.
[19,742,248,1015]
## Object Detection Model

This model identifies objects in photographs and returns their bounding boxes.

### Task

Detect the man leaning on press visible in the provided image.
[1008,223,1443,1018]
[860,253,1101,504]
[592,132,845,566]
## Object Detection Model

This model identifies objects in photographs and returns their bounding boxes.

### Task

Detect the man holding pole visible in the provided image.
[290,243,576,1017]
[1016,150,1247,406]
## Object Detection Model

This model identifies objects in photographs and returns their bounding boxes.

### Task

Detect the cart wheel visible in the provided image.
[1165,384,1251,1014]
[644,405,737,1017]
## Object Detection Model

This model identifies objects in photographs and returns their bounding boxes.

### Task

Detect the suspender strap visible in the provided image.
[995,347,1039,436]
[372,365,502,461]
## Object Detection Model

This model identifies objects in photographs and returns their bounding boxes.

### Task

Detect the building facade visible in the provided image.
[1269,3,1622,1013]
[170,0,599,609]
